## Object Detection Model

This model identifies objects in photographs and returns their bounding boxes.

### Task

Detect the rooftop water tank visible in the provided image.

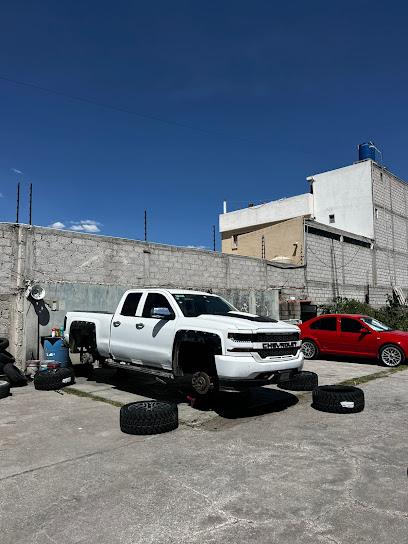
[358,142,375,162]
[271,255,292,264]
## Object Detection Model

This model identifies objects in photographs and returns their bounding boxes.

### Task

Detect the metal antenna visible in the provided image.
[144,210,147,242]
[16,183,20,223]
[213,225,216,251]
[29,183,32,225]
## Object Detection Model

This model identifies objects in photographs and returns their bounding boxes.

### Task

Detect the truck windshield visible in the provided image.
[172,294,237,317]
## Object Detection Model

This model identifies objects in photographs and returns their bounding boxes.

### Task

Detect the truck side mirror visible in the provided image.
[359,328,370,334]
[151,307,175,320]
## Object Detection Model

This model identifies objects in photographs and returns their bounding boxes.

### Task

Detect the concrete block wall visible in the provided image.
[0,224,305,364]
[305,229,374,306]
[0,224,19,344]
[372,164,408,291]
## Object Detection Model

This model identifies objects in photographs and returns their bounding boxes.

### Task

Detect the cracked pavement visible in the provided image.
[0,369,407,543]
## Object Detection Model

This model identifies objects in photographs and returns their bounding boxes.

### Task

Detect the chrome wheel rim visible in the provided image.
[302,341,316,359]
[381,346,402,367]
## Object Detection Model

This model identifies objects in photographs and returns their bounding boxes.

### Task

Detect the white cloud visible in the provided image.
[47,219,102,233]
[10,168,23,174]
[82,224,100,233]
[70,219,102,233]
[80,219,102,227]
[0,193,3,198]
[185,245,207,250]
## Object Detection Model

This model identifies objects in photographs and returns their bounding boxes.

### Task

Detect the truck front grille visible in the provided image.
[256,348,298,358]
[254,332,299,343]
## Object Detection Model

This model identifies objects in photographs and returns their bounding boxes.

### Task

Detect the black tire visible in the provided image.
[312,385,364,414]
[0,338,9,351]
[301,339,319,360]
[3,363,27,387]
[0,379,11,399]
[277,371,318,391]
[120,401,178,435]
[379,344,405,367]
[34,367,75,391]
[0,351,15,365]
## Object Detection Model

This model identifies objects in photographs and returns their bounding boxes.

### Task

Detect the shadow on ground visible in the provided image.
[312,354,382,366]
[72,364,299,420]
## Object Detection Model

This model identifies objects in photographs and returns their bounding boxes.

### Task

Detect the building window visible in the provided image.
[329,214,335,224]
[232,234,238,248]
[375,208,379,219]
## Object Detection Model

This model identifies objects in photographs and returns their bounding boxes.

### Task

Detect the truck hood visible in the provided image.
[191,312,299,332]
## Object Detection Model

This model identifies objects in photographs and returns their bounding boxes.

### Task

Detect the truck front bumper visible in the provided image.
[215,351,304,391]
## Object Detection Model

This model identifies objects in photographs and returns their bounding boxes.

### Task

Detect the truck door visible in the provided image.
[110,292,176,370]
[130,292,177,369]
[109,292,145,364]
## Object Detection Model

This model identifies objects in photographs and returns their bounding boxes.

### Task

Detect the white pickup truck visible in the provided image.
[64,289,303,394]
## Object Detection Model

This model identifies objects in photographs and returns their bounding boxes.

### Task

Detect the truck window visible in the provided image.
[120,293,143,317]
[142,293,174,318]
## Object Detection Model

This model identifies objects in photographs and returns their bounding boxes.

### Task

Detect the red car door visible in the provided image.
[338,317,378,356]
[307,316,339,352]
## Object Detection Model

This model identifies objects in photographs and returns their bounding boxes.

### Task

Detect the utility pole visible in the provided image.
[16,183,20,223]
[213,225,216,251]
[144,210,147,242]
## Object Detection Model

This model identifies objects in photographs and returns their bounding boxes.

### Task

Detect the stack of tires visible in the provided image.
[0,338,27,399]
[277,369,365,414]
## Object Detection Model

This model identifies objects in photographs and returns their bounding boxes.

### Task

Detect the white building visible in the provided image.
[219,149,408,307]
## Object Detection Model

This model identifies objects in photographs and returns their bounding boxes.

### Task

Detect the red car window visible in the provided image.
[309,316,337,331]
[340,317,365,333]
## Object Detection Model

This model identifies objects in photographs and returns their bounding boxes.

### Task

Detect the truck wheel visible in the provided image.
[34,368,75,390]
[0,379,11,399]
[0,338,9,351]
[192,371,215,395]
[3,363,27,387]
[120,401,178,435]
[312,385,364,414]
[277,371,318,391]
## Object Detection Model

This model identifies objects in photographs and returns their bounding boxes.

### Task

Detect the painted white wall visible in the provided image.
[312,161,374,238]
[219,193,313,233]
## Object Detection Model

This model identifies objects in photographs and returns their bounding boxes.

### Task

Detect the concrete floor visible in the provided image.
[0,360,407,543]
[64,357,390,426]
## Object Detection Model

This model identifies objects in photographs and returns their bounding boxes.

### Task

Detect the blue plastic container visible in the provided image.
[358,142,375,162]
[43,338,70,368]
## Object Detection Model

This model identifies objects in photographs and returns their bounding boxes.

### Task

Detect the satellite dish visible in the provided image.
[30,284,45,300]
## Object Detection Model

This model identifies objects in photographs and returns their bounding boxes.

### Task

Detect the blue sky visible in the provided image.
[1,1,407,249]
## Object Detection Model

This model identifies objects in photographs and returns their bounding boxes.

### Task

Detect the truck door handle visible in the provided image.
[136,323,144,329]
[113,321,121,327]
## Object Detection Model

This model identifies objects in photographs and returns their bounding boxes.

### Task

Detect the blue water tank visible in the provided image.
[43,338,70,367]
[358,142,375,162]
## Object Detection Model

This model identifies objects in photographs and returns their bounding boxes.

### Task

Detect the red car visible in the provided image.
[298,314,408,367]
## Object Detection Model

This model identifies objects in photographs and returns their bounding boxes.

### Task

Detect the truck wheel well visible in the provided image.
[69,321,98,355]
[173,331,221,376]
